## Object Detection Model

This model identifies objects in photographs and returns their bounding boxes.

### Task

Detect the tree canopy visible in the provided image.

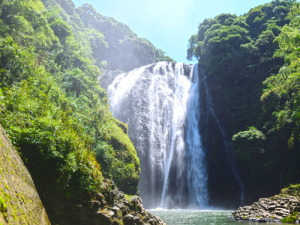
[0,0,149,204]
[188,0,299,201]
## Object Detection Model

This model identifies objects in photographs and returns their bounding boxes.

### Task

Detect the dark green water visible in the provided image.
[150,210,290,225]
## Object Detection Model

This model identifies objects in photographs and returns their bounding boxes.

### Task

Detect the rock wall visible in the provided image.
[233,185,300,223]
[0,125,50,224]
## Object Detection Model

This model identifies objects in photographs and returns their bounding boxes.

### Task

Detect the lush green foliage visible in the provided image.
[75,3,173,71]
[188,0,294,134]
[41,0,172,72]
[259,2,300,188]
[261,2,300,150]
[188,0,299,200]
[0,0,142,202]
[232,126,266,162]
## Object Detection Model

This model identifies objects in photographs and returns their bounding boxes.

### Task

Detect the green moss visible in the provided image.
[281,212,299,223]
[114,118,128,134]
[0,196,7,213]
[113,219,124,225]
[281,184,300,197]
[124,194,133,203]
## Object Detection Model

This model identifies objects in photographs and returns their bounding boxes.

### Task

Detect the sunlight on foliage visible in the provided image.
[0,0,142,200]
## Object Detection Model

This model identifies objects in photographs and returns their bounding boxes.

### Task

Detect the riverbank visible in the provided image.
[233,184,300,223]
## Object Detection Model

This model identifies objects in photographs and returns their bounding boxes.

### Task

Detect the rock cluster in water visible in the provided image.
[233,186,300,223]
[69,180,166,225]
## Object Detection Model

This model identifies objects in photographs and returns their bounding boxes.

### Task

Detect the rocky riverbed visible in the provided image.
[233,185,300,223]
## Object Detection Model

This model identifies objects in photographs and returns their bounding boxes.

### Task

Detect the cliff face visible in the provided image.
[0,125,50,225]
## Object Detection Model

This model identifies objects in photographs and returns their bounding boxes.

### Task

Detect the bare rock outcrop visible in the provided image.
[233,185,300,223]
[82,183,166,225]
[45,179,166,225]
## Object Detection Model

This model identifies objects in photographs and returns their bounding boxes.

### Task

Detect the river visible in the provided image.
[150,209,291,225]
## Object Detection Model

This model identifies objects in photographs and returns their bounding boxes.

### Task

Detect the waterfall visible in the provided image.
[108,62,208,209]
[185,65,208,208]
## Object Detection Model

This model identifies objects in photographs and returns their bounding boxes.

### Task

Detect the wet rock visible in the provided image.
[97,212,114,225]
[233,192,300,223]
[83,184,166,225]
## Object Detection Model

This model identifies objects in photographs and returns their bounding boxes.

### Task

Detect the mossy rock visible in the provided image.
[281,184,300,197]
[281,212,299,223]
[0,125,50,225]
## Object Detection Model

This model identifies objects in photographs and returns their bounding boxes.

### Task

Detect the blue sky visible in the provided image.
[73,0,271,63]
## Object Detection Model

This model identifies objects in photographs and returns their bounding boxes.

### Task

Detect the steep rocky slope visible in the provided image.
[0,125,50,224]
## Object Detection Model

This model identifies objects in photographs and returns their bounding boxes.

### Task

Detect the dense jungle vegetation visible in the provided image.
[0,0,299,219]
[188,0,300,202]
[0,0,170,221]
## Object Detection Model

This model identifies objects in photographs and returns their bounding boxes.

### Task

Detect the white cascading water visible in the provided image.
[108,62,208,209]
[185,65,208,208]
